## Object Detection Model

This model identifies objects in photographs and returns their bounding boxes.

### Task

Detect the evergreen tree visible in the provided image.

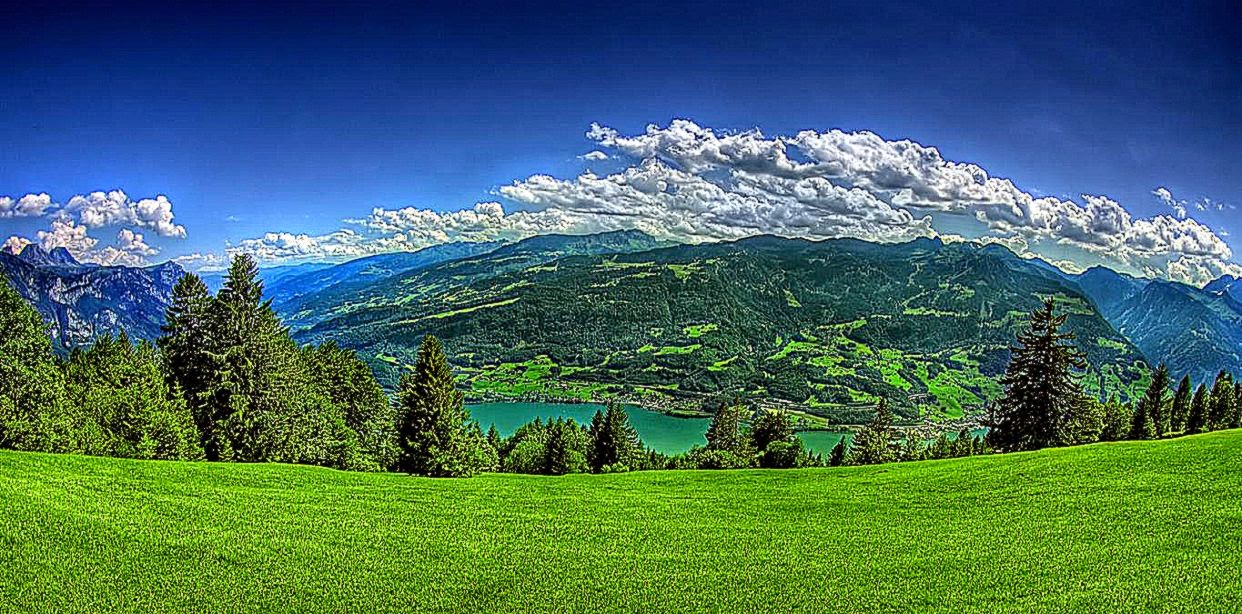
[705,401,750,455]
[1169,375,1193,433]
[987,299,1087,452]
[950,428,976,457]
[1098,397,1131,442]
[828,437,848,467]
[850,399,897,465]
[1129,400,1154,440]
[1186,384,1209,434]
[1232,383,1242,430]
[1207,371,1234,430]
[158,273,215,447]
[0,276,70,452]
[304,341,397,470]
[1135,364,1170,438]
[749,409,795,453]
[928,431,953,459]
[395,335,493,477]
[588,401,642,472]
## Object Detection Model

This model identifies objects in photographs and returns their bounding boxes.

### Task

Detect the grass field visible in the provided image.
[2,432,1241,612]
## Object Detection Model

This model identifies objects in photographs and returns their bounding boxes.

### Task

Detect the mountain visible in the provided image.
[277,231,670,329]
[292,233,1146,422]
[269,241,504,321]
[1069,266,1242,382]
[0,245,184,350]
[1204,275,1242,302]
[199,261,334,294]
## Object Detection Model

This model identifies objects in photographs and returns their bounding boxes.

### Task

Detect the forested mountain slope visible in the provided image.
[293,234,1147,422]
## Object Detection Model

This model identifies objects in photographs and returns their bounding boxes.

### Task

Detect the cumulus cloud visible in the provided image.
[222,119,1239,285]
[3,235,33,254]
[65,190,187,238]
[0,193,54,218]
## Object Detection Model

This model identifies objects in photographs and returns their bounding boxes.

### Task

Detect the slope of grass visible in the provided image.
[2,432,1241,612]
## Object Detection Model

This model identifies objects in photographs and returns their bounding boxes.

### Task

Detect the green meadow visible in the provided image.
[3,431,1241,613]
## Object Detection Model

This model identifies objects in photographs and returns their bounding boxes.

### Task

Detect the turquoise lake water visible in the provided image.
[467,402,847,455]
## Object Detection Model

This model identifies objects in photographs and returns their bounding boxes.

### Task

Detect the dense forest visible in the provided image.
[1,253,1240,477]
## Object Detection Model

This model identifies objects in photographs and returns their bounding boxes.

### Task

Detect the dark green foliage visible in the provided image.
[928,431,953,460]
[987,299,1087,452]
[304,342,398,471]
[1186,384,1209,435]
[827,437,847,467]
[159,273,215,444]
[749,409,796,454]
[849,399,897,465]
[950,428,977,458]
[704,402,752,457]
[1133,364,1170,439]
[62,334,201,460]
[0,277,70,451]
[396,335,495,477]
[1098,398,1132,442]
[759,439,806,469]
[588,402,643,472]
[1232,383,1242,430]
[1207,371,1234,430]
[1170,375,1192,433]
[1063,397,1106,445]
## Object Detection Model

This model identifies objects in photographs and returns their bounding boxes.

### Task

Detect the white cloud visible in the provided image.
[2,235,33,254]
[580,150,610,161]
[223,119,1239,286]
[65,190,187,238]
[37,217,99,255]
[0,193,54,218]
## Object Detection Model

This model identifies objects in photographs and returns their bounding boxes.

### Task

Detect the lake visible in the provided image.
[467,402,847,455]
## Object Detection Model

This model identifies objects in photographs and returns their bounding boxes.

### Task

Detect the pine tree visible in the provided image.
[1186,384,1209,434]
[1136,364,1170,438]
[1232,383,1242,430]
[950,428,976,457]
[987,298,1087,452]
[395,334,492,477]
[850,399,896,465]
[0,276,70,451]
[1098,397,1131,441]
[828,437,848,467]
[929,431,953,459]
[1129,401,1154,440]
[588,401,642,472]
[1207,371,1234,430]
[749,409,795,453]
[1169,375,1193,433]
[705,401,750,455]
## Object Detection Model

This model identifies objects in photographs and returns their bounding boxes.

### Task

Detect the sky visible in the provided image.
[1,0,1239,284]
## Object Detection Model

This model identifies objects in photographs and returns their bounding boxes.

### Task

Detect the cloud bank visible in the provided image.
[228,120,1238,285]
[0,190,187,266]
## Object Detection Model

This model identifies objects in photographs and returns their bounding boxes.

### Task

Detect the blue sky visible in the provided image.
[1,0,1239,283]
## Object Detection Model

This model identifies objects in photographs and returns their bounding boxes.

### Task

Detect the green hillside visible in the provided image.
[295,235,1148,421]
[3,432,1240,612]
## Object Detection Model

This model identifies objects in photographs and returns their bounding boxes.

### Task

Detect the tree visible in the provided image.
[1098,397,1131,442]
[1169,375,1193,433]
[850,399,897,465]
[1062,396,1105,445]
[1186,384,1209,434]
[928,431,953,460]
[0,276,70,452]
[158,273,215,445]
[1207,371,1234,430]
[588,401,642,472]
[950,428,977,457]
[304,342,397,470]
[1129,400,1154,440]
[705,402,751,456]
[1135,364,1170,438]
[395,335,493,477]
[749,409,795,453]
[987,298,1087,452]
[1232,383,1242,430]
[828,437,848,467]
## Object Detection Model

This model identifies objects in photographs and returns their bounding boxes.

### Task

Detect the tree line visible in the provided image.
[1,259,1239,477]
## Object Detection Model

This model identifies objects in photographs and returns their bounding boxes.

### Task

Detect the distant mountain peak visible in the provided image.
[13,244,82,268]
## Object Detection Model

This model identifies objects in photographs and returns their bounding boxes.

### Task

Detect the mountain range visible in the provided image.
[5,231,1242,422]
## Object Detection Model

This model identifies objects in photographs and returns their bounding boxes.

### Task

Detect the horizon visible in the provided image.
[2,1,1239,287]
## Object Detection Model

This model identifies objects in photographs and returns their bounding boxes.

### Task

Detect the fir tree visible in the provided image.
[1136,364,1170,438]
[828,437,848,467]
[588,401,642,472]
[1169,375,1193,433]
[987,298,1087,452]
[1207,371,1234,430]
[395,335,492,477]
[1186,384,1209,434]
[704,401,750,455]
[0,276,70,452]
[850,399,896,465]
[1098,397,1131,442]
[749,409,795,453]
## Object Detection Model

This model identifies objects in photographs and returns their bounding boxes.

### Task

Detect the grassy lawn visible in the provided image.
[2,432,1241,612]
